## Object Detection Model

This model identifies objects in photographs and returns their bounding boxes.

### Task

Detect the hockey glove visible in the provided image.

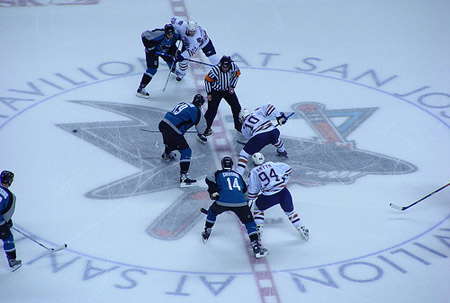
[146,46,156,55]
[0,221,12,240]
[210,192,219,200]
[276,112,287,125]
[175,54,184,63]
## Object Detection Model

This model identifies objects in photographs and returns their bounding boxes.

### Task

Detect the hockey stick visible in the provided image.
[237,112,295,145]
[185,58,213,67]
[13,227,68,252]
[200,207,208,214]
[389,181,450,211]
[162,41,181,92]
[140,128,196,133]
[155,52,213,67]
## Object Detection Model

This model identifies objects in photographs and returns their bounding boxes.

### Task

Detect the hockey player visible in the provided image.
[203,55,243,136]
[248,152,309,240]
[202,156,268,258]
[0,170,22,271]
[158,94,208,187]
[170,16,220,81]
[136,24,181,98]
[236,104,288,176]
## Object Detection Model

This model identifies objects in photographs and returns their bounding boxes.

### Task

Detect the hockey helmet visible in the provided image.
[221,156,233,170]
[252,153,265,166]
[219,56,232,69]
[192,94,205,107]
[164,24,175,36]
[0,170,14,184]
[238,109,250,123]
[186,20,197,32]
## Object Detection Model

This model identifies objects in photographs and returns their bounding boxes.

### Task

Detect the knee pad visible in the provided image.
[145,67,157,76]
[245,221,257,235]
[179,147,192,160]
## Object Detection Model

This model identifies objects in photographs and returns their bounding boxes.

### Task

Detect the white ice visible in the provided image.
[0,1,449,302]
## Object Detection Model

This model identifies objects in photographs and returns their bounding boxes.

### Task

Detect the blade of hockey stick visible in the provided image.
[389,181,450,211]
[389,203,404,210]
[51,244,68,252]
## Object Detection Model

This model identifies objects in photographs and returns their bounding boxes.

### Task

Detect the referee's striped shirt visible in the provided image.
[204,62,241,93]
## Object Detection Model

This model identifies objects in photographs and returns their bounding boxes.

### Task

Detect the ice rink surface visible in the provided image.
[0,0,449,302]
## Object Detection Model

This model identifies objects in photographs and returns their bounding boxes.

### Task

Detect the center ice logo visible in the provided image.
[56,100,416,240]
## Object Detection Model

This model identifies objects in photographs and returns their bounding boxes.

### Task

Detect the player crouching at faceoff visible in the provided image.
[158,94,207,187]
[248,152,309,240]
[202,156,268,258]
[137,24,180,99]
[236,104,288,176]
[0,170,22,271]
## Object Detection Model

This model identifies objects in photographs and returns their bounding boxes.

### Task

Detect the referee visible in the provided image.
[203,55,243,136]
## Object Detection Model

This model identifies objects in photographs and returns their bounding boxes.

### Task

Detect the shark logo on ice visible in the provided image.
[56,100,416,239]
[282,102,417,186]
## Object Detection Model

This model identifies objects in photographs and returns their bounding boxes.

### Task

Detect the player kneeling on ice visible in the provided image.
[236,104,288,176]
[248,152,309,240]
[158,94,208,187]
[202,156,268,258]
[0,170,22,271]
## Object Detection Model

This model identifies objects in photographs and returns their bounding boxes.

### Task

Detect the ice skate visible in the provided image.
[276,150,288,158]
[9,259,22,272]
[175,69,185,82]
[201,228,211,243]
[204,128,213,137]
[297,225,309,241]
[161,151,176,160]
[180,173,196,187]
[196,134,207,144]
[136,87,150,99]
[251,241,269,259]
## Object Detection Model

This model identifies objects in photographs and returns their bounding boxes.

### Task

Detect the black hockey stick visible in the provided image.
[200,207,208,214]
[13,227,67,252]
[389,181,450,211]
[140,128,196,133]
[156,51,214,67]
[162,41,181,92]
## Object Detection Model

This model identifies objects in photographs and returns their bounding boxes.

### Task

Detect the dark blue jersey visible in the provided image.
[141,29,180,55]
[162,102,206,135]
[206,169,247,207]
[0,185,15,223]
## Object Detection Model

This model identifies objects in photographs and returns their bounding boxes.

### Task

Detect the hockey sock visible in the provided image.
[286,210,302,229]
[253,209,265,225]
[273,138,285,152]
[139,73,153,87]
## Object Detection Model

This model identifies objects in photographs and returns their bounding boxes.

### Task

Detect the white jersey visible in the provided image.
[241,104,283,140]
[247,161,293,199]
[170,16,210,59]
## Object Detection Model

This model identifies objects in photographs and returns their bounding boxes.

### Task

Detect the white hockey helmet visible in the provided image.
[239,109,250,123]
[186,20,197,32]
[252,152,265,166]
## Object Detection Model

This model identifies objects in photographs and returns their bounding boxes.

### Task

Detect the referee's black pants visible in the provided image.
[204,90,242,132]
